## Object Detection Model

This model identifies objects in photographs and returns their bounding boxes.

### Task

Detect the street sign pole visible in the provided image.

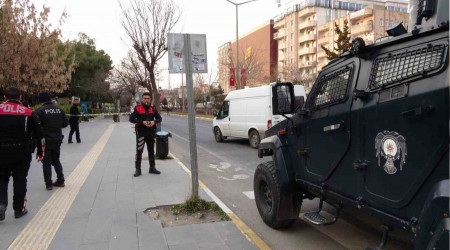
[183,34,199,197]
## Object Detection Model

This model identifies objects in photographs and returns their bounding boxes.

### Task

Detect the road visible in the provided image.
[161,114,412,250]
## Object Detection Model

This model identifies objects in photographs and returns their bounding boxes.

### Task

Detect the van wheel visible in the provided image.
[214,127,224,142]
[254,161,299,228]
[249,130,260,148]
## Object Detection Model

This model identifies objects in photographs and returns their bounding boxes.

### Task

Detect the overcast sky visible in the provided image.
[36,0,279,89]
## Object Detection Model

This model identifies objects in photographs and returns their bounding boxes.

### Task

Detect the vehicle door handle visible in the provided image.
[323,124,341,132]
[401,106,434,118]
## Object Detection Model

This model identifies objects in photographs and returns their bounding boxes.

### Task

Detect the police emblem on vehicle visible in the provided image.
[375,131,407,175]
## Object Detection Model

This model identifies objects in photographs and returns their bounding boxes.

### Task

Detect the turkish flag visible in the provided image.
[230,68,235,86]
[240,69,246,86]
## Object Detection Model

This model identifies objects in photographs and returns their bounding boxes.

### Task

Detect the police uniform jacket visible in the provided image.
[0,100,44,155]
[129,105,162,137]
[69,104,80,124]
[35,102,69,143]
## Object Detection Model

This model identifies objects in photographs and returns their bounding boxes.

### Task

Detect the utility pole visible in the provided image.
[181,74,185,112]
[183,34,199,197]
[225,0,258,89]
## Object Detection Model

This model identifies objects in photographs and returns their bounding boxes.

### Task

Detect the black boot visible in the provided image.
[15,208,28,219]
[149,166,160,174]
[0,204,5,221]
[53,180,65,187]
[134,168,142,177]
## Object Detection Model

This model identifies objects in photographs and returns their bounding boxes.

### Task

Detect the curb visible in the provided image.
[170,153,270,250]
[167,113,213,121]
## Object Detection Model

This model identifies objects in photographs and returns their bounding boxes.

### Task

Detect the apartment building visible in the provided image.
[274,0,408,93]
[217,21,278,94]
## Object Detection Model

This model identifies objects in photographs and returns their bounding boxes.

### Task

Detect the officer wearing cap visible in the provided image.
[35,92,69,190]
[0,87,44,220]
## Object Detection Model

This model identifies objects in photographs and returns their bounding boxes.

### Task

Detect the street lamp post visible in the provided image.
[225,0,257,89]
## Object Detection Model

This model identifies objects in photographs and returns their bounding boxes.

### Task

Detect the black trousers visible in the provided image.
[0,151,31,212]
[69,121,80,142]
[135,133,155,169]
[42,141,64,185]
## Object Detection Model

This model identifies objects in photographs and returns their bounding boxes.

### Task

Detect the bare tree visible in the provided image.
[120,0,181,110]
[278,62,303,84]
[115,51,145,100]
[224,45,268,88]
[193,70,217,114]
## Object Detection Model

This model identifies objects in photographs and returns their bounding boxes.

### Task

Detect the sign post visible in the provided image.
[168,33,207,197]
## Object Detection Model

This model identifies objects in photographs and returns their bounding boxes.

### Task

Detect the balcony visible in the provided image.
[298,47,316,56]
[298,34,315,44]
[274,30,286,40]
[274,20,284,29]
[318,60,329,70]
[317,50,327,58]
[278,40,286,50]
[298,20,316,31]
[350,8,373,20]
[318,23,329,32]
[299,61,316,68]
[298,7,316,18]
[351,21,373,36]
[318,36,329,45]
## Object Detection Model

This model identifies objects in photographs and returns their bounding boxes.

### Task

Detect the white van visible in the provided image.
[213,83,305,148]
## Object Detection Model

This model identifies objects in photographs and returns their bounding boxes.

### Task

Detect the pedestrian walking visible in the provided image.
[68,98,81,143]
[129,92,162,177]
[35,93,69,190]
[0,87,44,220]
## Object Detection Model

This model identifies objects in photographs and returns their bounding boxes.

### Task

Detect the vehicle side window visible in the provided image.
[219,101,229,118]
[369,44,447,90]
[308,66,352,110]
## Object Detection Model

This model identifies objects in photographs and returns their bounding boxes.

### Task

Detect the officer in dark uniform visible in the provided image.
[68,98,81,143]
[0,87,44,221]
[35,92,69,190]
[129,92,162,177]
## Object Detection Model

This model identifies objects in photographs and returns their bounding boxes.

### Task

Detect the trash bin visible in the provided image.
[156,131,172,159]
[113,114,120,122]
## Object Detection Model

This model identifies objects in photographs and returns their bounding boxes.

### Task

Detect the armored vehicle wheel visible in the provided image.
[214,127,224,142]
[249,130,260,148]
[254,161,299,228]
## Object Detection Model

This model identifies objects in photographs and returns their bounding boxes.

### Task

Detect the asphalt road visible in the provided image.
[161,114,412,250]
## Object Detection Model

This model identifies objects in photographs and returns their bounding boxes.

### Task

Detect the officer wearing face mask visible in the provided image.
[129,92,162,177]
[68,98,81,143]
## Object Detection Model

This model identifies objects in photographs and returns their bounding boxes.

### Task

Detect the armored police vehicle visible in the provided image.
[254,0,449,249]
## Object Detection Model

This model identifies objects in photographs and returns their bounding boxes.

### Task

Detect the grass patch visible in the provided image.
[170,112,213,120]
[154,155,174,160]
[172,195,229,221]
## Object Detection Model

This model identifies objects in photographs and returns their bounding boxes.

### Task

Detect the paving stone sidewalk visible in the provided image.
[0,118,258,250]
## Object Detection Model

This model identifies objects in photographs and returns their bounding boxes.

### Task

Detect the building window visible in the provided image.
[385,19,389,27]
[291,46,293,52]
[291,33,294,39]
[379,18,383,26]
[291,20,293,26]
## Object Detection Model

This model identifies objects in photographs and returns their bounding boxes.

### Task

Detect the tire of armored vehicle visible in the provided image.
[254,13,449,250]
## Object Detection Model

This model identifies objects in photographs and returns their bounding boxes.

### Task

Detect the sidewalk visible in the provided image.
[0,118,259,250]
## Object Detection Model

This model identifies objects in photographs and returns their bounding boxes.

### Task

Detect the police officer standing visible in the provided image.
[129,92,162,177]
[68,98,81,143]
[0,87,44,220]
[35,92,69,190]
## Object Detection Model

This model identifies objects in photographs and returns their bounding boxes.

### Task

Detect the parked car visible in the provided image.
[213,83,305,148]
